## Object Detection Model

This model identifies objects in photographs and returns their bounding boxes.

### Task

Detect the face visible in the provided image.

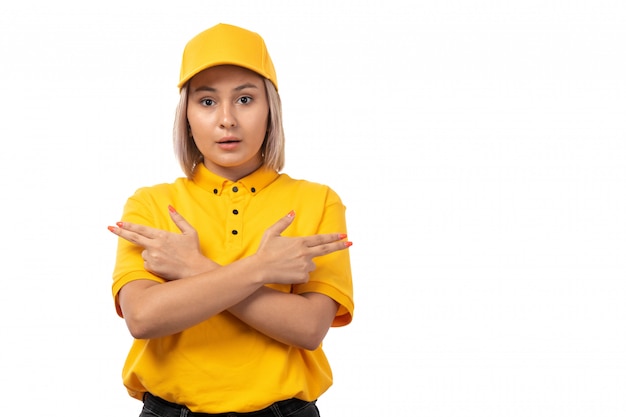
[187,65,269,181]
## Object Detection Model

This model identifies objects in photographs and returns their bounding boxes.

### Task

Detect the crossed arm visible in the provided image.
[109,207,351,350]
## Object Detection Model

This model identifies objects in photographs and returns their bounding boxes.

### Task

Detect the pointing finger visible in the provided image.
[311,240,353,257]
[114,221,159,239]
[108,224,151,247]
[304,233,349,248]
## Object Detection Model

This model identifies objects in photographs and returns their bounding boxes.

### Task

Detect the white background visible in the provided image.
[0,1,624,416]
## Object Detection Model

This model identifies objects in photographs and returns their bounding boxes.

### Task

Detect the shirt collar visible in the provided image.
[192,163,279,196]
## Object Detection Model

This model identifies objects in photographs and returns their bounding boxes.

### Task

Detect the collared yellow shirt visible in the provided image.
[111,164,353,413]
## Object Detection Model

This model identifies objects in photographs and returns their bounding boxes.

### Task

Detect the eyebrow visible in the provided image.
[192,82,260,93]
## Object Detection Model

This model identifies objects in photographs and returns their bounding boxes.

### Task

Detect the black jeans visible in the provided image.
[140,392,320,417]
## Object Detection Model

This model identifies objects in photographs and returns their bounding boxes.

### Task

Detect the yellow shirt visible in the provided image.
[111,164,354,413]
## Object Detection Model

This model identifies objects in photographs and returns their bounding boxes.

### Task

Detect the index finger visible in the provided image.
[307,236,353,258]
[108,222,157,246]
[304,233,349,248]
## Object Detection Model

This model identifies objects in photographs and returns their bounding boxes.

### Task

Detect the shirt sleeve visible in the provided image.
[111,187,168,317]
[292,186,354,327]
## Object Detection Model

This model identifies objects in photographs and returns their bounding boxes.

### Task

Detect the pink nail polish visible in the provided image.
[287,210,295,218]
[339,233,347,239]
[116,222,123,228]
[168,205,177,213]
[345,241,353,247]
[107,226,116,233]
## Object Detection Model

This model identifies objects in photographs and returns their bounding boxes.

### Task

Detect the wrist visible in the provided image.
[188,256,219,277]
[244,254,268,285]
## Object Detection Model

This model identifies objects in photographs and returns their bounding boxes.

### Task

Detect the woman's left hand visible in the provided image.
[109,206,218,280]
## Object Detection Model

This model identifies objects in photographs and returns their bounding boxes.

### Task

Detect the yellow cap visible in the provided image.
[178,23,278,91]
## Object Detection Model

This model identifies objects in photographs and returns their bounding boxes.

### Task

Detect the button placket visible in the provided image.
[225,184,246,246]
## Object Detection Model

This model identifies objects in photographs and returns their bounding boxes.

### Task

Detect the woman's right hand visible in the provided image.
[253,210,352,285]
[109,205,218,280]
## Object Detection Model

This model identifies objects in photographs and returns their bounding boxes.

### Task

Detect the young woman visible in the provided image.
[108,23,354,417]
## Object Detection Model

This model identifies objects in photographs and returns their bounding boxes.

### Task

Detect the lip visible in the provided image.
[217,136,241,143]
[216,136,241,150]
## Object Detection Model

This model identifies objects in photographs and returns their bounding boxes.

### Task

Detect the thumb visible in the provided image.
[266,210,296,237]
[168,205,196,234]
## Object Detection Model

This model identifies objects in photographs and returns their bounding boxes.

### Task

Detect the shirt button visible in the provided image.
[232,230,238,235]
[213,189,218,194]
[251,187,256,193]
[232,186,238,192]
[233,209,239,215]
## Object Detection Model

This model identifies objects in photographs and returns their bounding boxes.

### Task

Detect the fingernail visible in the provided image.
[287,210,295,218]
[116,222,123,228]
[339,233,347,239]
[345,241,353,247]
[107,226,117,233]
[168,205,177,213]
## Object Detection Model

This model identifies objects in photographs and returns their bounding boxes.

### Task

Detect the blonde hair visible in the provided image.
[173,78,285,178]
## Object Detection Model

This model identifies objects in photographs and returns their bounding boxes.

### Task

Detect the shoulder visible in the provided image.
[123,177,192,213]
[272,173,345,215]
[121,178,191,225]
[128,177,189,199]
[275,173,340,198]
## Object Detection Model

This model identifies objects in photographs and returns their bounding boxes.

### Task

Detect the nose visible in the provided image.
[219,103,236,128]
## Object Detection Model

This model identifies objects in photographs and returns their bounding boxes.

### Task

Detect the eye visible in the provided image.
[200,98,215,106]
[237,96,252,105]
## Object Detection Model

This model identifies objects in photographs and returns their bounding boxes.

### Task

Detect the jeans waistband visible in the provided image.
[143,392,314,417]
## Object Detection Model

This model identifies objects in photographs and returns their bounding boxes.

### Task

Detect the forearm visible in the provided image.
[228,287,339,350]
[114,210,348,341]
[120,256,266,339]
